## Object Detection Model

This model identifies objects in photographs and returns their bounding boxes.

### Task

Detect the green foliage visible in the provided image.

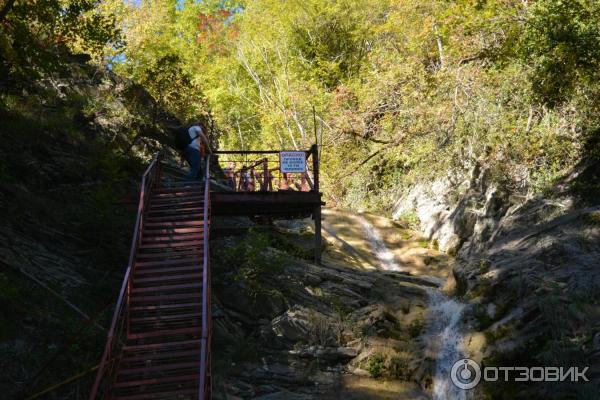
[484,323,512,345]
[364,351,412,380]
[520,0,600,105]
[0,273,20,303]
[388,354,411,380]
[81,0,595,209]
[220,229,285,297]
[306,311,338,346]
[105,0,221,122]
[583,211,600,224]
[407,316,425,338]
[365,353,386,378]
[267,231,315,260]
[0,0,120,79]
[289,0,373,88]
[472,303,493,330]
[470,276,495,299]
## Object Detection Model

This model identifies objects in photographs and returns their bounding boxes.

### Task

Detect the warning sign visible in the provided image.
[280,151,306,173]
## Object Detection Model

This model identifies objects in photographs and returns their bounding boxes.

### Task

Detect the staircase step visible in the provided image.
[130,282,202,294]
[145,211,204,220]
[144,221,208,228]
[161,180,203,186]
[112,373,199,389]
[135,266,200,276]
[149,198,204,208]
[146,209,204,217]
[153,186,204,195]
[152,187,202,195]
[150,195,203,202]
[141,234,204,243]
[135,273,202,285]
[149,199,203,208]
[116,360,199,376]
[130,302,202,312]
[113,388,198,400]
[150,198,203,206]
[130,312,202,324]
[135,258,201,269]
[137,245,202,254]
[151,192,204,200]
[130,293,203,305]
[142,227,204,236]
[138,240,203,250]
[134,266,203,278]
[136,250,203,260]
[126,327,201,340]
[121,348,199,363]
[155,182,204,189]
[145,213,203,223]
[155,183,204,192]
[122,339,200,353]
[147,207,204,216]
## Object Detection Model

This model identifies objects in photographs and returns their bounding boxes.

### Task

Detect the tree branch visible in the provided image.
[337,142,398,180]
[343,120,394,144]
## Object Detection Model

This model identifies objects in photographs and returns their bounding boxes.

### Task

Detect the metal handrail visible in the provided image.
[213,150,311,155]
[89,152,162,400]
[198,154,211,399]
[214,146,319,193]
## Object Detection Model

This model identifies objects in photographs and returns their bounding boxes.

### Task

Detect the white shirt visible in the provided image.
[188,125,209,151]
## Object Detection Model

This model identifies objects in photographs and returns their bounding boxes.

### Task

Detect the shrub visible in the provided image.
[220,229,285,298]
[366,353,386,378]
[408,316,425,338]
[388,354,411,380]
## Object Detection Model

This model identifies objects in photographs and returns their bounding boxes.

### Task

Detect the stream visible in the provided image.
[358,215,404,272]
[357,214,469,400]
[427,289,468,400]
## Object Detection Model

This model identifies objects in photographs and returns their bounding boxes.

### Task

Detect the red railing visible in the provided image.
[88,152,162,400]
[214,145,319,193]
[199,154,212,399]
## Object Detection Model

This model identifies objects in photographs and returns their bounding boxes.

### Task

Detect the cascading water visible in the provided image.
[426,289,468,400]
[357,215,404,272]
[357,214,468,400]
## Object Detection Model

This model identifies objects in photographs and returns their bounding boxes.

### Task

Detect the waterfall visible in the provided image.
[426,289,467,400]
[357,213,468,400]
[357,215,404,272]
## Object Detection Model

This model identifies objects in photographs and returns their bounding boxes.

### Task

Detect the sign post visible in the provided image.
[311,144,321,265]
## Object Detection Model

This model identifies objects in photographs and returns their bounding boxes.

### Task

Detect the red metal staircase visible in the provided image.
[90,153,212,400]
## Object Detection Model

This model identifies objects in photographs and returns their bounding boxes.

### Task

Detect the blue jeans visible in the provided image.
[184,146,204,181]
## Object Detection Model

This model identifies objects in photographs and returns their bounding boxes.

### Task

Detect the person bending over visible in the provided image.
[183,123,210,182]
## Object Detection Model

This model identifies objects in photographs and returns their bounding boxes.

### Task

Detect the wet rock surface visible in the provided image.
[394,162,600,399]
[211,215,449,399]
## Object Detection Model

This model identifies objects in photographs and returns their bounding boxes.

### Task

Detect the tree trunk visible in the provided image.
[433,24,445,69]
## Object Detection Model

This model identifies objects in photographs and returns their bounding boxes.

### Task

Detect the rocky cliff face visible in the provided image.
[0,56,183,398]
[393,162,600,399]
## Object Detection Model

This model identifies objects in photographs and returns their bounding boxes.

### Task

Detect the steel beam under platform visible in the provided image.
[211,191,323,218]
